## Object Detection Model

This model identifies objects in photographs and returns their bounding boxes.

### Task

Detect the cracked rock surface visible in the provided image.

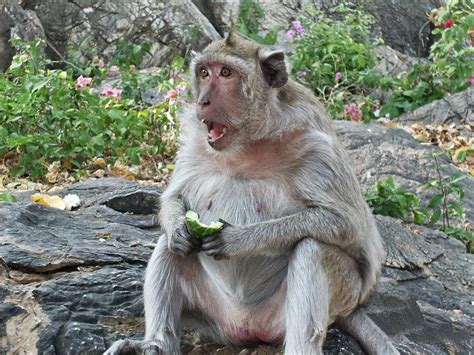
[1,122,473,354]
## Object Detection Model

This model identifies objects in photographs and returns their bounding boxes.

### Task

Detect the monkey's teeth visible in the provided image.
[223,127,228,134]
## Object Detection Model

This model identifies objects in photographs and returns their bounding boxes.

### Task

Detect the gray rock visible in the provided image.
[0,5,13,71]
[1,177,472,354]
[334,121,474,223]
[26,0,220,67]
[372,45,422,78]
[397,87,474,133]
[1,0,46,70]
[316,0,443,57]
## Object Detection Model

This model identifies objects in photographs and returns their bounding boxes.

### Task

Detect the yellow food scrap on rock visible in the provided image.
[31,193,66,210]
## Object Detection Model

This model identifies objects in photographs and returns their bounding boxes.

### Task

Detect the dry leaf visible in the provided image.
[93,158,106,168]
[46,161,61,184]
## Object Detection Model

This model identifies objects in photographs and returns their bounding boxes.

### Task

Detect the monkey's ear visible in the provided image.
[225,31,237,46]
[260,50,288,88]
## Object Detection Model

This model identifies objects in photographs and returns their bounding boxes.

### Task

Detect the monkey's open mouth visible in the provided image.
[203,120,228,145]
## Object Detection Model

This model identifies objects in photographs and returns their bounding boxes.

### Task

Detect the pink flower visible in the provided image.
[335,72,342,81]
[101,87,122,102]
[75,75,92,89]
[296,71,306,78]
[443,19,454,29]
[165,86,184,100]
[108,65,120,75]
[98,59,105,68]
[292,20,305,36]
[469,75,474,86]
[343,103,362,122]
[286,29,295,40]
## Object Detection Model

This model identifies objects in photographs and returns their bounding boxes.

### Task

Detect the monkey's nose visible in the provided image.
[198,98,210,106]
[198,94,210,106]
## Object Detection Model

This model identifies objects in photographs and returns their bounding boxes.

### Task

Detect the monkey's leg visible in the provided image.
[285,238,329,354]
[105,235,197,355]
[285,239,361,355]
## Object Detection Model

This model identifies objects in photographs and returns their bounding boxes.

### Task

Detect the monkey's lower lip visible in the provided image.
[204,121,228,144]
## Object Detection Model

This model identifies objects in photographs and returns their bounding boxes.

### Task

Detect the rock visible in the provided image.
[0,6,14,71]
[20,0,219,67]
[372,45,422,77]
[334,121,474,223]
[314,0,443,57]
[1,176,472,354]
[1,0,46,69]
[397,87,474,134]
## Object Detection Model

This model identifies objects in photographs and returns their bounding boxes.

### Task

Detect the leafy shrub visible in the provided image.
[0,38,185,179]
[423,153,473,249]
[380,0,474,118]
[364,176,429,224]
[289,0,473,121]
[238,0,278,45]
[289,4,381,122]
[365,172,473,252]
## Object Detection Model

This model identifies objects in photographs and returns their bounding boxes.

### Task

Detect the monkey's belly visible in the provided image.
[221,287,286,344]
[198,255,287,344]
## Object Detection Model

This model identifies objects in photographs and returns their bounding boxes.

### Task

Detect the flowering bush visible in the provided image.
[380,0,474,118]
[288,0,473,121]
[0,38,186,179]
[288,5,380,121]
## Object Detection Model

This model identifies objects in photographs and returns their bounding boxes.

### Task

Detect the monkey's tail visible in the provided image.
[335,308,400,355]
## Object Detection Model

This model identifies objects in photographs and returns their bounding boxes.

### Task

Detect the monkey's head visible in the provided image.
[190,32,288,151]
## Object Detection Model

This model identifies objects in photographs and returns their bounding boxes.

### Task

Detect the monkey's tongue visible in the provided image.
[208,122,228,142]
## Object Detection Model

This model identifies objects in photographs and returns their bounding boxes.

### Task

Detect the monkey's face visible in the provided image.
[193,61,248,151]
[191,34,289,151]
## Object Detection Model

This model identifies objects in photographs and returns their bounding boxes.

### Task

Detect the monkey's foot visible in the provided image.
[104,339,165,355]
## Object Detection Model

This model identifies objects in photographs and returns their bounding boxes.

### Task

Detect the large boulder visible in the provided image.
[317,0,443,57]
[1,0,220,68]
[335,121,473,223]
[397,87,474,134]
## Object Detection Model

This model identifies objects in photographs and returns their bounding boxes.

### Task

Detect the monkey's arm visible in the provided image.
[201,204,360,258]
[159,165,202,256]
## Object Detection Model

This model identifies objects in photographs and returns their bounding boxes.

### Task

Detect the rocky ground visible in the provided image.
[1,117,472,354]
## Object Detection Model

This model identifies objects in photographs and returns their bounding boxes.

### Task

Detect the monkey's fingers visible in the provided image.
[218,218,232,228]
[201,238,222,250]
[169,237,194,256]
[143,345,162,355]
[201,234,220,243]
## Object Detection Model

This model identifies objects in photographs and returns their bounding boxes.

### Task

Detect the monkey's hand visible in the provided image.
[168,221,202,256]
[201,220,247,260]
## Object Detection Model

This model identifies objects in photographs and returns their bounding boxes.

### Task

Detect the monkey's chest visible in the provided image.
[183,174,304,225]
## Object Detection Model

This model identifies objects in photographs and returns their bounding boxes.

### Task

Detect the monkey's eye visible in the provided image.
[200,67,209,78]
[220,67,232,77]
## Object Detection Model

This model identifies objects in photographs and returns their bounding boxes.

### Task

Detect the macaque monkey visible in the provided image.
[105,33,398,355]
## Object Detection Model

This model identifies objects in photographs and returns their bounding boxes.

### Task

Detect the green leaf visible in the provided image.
[429,208,442,225]
[413,209,427,224]
[427,194,443,209]
[0,190,16,202]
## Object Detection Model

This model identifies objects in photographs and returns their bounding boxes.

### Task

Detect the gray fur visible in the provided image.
[105,35,397,355]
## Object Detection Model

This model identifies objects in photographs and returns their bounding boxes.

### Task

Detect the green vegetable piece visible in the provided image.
[185,210,224,239]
